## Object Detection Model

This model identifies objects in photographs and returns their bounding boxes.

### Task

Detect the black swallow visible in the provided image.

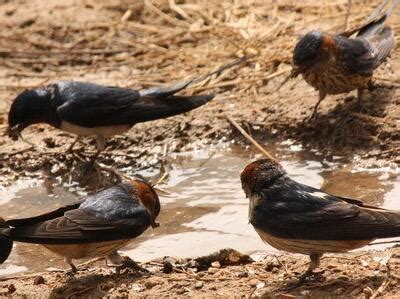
[7,57,248,157]
[291,0,399,119]
[0,178,160,273]
[241,158,400,285]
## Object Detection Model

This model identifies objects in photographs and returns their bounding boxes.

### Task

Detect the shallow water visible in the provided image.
[0,142,399,276]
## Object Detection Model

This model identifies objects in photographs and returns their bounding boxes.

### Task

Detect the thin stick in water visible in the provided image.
[226,115,278,162]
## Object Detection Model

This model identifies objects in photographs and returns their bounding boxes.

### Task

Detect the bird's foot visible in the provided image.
[65,264,89,277]
[115,256,150,276]
[367,81,391,91]
[75,264,90,272]
[304,112,318,123]
[65,266,77,278]
[282,270,325,291]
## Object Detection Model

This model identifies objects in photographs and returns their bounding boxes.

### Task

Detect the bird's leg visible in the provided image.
[284,253,324,291]
[107,252,149,275]
[367,79,375,91]
[66,136,80,153]
[357,88,364,106]
[367,79,389,91]
[308,91,326,121]
[65,257,77,276]
[90,135,105,163]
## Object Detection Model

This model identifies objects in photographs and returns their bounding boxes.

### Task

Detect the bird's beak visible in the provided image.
[151,220,160,229]
[290,66,302,78]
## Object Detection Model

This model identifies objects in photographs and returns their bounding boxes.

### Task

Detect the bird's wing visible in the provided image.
[56,81,214,128]
[362,27,395,69]
[6,203,81,227]
[340,0,399,37]
[7,185,152,244]
[336,32,393,75]
[252,178,400,240]
[8,209,151,244]
[55,81,141,128]
[336,0,397,75]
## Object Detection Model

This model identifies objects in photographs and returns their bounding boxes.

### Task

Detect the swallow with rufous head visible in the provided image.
[291,0,399,119]
[0,178,160,274]
[241,158,400,286]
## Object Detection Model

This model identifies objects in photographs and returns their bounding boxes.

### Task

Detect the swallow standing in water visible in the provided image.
[6,57,247,159]
[241,159,400,286]
[0,178,160,274]
[291,0,399,119]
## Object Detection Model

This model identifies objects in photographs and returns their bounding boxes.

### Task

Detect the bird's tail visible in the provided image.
[139,56,249,98]
[0,218,12,264]
[357,0,400,37]
[129,94,214,123]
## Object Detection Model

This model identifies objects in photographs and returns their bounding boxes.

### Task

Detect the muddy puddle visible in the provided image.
[0,141,399,276]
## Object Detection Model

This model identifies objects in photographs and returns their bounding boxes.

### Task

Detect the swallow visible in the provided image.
[0,178,160,274]
[241,158,400,286]
[291,0,399,119]
[6,55,248,159]
[6,78,214,161]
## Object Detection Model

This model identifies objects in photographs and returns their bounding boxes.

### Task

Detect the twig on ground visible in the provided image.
[226,115,277,162]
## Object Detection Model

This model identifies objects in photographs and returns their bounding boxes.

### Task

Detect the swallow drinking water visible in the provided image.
[291,0,399,119]
[0,178,160,274]
[241,158,400,286]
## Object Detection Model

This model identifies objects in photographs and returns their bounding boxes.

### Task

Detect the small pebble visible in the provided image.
[194,281,204,289]
[360,260,369,267]
[130,284,145,292]
[163,261,173,274]
[256,282,265,289]
[100,281,115,291]
[8,284,16,294]
[211,261,221,268]
[176,288,186,295]
[33,275,45,285]
[249,279,259,287]
[300,290,311,297]
[208,267,219,274]
[363,286,373,298]
[144,280,157,290]
[187,260,200,268]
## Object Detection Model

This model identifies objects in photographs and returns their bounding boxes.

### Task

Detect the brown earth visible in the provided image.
[2,248,400,298]
[0,0,400,297]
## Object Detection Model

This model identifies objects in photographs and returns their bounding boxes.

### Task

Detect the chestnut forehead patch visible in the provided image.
[131,180,160,212]
[240,161,262,191]
[321,34,336,51]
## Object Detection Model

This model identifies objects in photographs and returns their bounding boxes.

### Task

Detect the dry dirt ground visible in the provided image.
[0,0,400,297]
[2,248,400,298]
